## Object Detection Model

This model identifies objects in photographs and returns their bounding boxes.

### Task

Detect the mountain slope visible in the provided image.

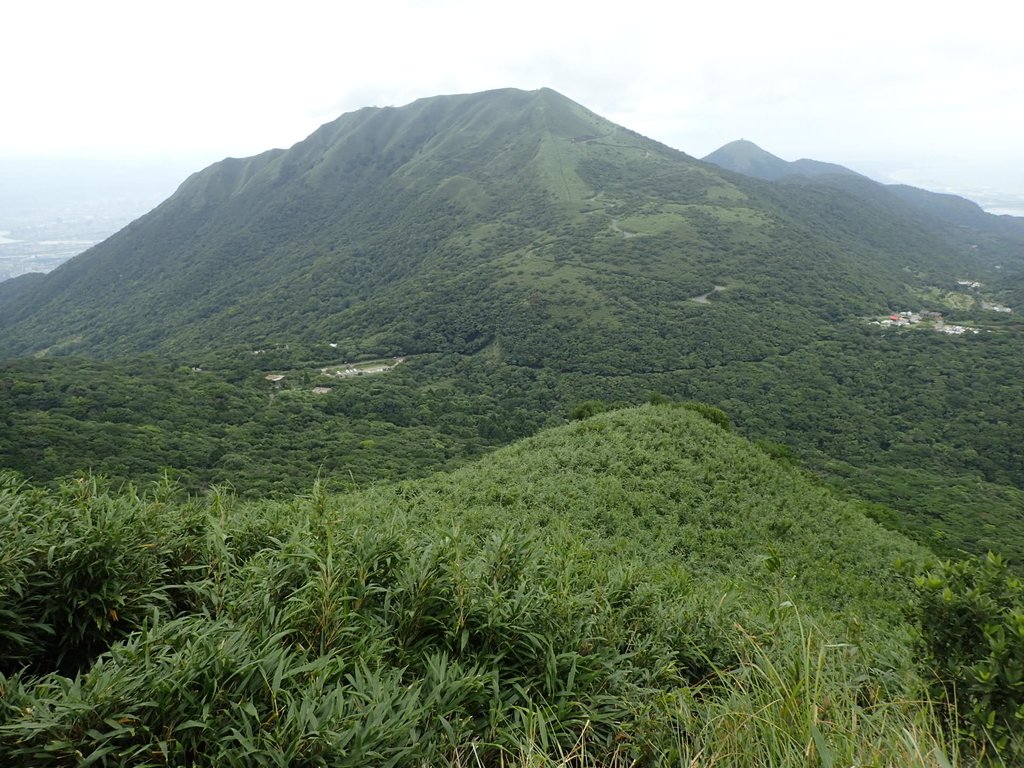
[4,88,1024,571]
[0,89,1009,366]
[0,272,43,304]
[887,182,1024,238]
[1,88,666,357]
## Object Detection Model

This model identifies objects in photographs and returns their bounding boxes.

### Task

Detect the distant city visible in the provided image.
[0,203,147,281]
[0,154,203,282]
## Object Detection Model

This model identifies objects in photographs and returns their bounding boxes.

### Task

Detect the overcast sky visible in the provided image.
[3,0,1022,210]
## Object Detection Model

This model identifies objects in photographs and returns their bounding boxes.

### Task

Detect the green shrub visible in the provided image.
[0,473,215,676]
[570,399,609,420]
[912,552,1024,762]
[0,409,971,765]
[677,401,732,430]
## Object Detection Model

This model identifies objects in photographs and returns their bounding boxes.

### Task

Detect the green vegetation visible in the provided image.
[0,407,987,765]
[3,91,1022,562]
[704,138,1024,248]
[5,322,1024,563]
[912,552,1024,762]
[0,354,560,496]
[911,285,978,311]
[2,89,1014,364]
[702,138,864,181]
[2,88,1024,761]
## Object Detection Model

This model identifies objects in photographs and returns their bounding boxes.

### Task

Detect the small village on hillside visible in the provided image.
[262,356,407,395]
[872,311,980,335]
[871,279,1013,336]
[320,357,406,379]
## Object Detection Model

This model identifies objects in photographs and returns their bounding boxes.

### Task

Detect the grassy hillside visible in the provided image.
[2,93,1024,761]
[0,89,1010,365]
[5,406,980,766]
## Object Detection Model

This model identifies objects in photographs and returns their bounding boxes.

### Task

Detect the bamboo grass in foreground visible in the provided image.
[0,408,989,764]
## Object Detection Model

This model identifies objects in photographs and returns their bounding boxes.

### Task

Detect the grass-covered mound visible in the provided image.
[1,407,964,765]
[379,405,924,626]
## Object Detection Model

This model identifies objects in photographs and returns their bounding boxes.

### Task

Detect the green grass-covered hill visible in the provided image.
[3,86,1024,763]
[5,405,984,766]
[1,88,1016,366]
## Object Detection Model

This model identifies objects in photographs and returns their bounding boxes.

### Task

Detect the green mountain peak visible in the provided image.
[0,88,1019,374]
[703,139,862,180]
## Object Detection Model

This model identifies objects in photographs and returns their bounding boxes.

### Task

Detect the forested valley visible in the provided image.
[5,315,1023,563]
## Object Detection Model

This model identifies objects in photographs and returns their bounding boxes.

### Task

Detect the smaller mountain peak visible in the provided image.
[711,139,779,156]
[703,140,791,180]
[704,140,862,182]
[722,138,769,152]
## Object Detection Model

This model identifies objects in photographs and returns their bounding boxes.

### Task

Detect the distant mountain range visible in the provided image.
[2,87,1021,363]
[702,138,1024,238]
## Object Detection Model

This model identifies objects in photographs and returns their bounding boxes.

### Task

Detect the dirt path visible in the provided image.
[689,285,726,304]
[610,219,637,239]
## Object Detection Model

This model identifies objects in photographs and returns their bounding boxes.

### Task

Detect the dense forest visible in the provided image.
[4,316,1024,562]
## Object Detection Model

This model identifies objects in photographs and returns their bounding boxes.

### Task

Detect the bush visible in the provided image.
[912,552,1024,762]
[570,399,609,420]
[677,401,732,430]
[0,473,212,676]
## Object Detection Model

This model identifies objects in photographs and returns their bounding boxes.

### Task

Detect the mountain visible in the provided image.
[887,183,1024,237]
[701,139,864,181]
[704,139,1024,245]
[0,88,1012,366]
[2,91,1022,761]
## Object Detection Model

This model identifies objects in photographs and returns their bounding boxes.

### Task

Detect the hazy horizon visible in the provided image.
[3,2,1019,202]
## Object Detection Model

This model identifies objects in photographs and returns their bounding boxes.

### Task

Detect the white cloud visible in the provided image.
[2,0,1021,195]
